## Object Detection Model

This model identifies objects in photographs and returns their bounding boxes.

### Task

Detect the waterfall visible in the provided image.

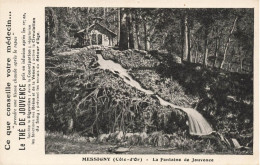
[96,54,214,136]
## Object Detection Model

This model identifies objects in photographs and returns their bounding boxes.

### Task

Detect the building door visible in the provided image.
[91,34,97,45]
[98,34,102,45]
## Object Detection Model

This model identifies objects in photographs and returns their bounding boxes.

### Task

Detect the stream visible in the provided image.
[96,53,214,136]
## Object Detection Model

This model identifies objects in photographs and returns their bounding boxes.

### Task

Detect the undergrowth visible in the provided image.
[45,47,253,154]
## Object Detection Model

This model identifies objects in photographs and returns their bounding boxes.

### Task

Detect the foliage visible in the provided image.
[101,48,253,148]
[45,48,188,136]
[46,7,253,72]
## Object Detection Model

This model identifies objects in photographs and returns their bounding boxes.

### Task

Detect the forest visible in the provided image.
[45,8,253,154]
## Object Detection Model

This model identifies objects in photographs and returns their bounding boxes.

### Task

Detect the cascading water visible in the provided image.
[96,53,214,136]
[156,96,214,135]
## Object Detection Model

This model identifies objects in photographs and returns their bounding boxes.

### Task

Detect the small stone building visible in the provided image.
[75,21,117,47]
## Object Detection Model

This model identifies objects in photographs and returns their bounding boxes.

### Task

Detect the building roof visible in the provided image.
[77,29,86,33]
[77,22,117,37]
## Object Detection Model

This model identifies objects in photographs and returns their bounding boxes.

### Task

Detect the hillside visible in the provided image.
[45,47,253,154]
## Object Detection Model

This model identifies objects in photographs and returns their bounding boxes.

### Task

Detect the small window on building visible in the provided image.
[98,34,102,45]
[92,34,97,45]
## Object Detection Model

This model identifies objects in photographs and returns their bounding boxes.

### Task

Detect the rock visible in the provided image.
[134,49,140,53]
[157,135,164,147]
[116,131,124,141]
[124,50,133,56]
[140,132,148,141]
[86,45,103,50]
[231,138,246,149]
[98,134,109,142]
[148,132,163,146]
[119,141,129,146]
[172,56,182,64]
[195,66,202,71]
[125,133,134,139]
[163,136,170,147]
[127,49,133,53]
[89,137,96,142]
[144,54,151,59]
[158,50,168,55]
[169,139,176,147]
[77,137,87,142]
[134,132,140,136]
[109,131,119,140]
[113,146,132,153]
[164,134,175,141]
[139,50,148,55]
[129,135,141,145]
[151,131,163,137]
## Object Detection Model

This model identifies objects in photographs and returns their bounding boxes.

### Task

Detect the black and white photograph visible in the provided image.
[45,7,254,155]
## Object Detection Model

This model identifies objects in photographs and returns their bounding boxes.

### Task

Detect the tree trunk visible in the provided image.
[213,28,219,68]
[46,18,50,42]
[143,17,148,51]
[103,7,106,17]
[135,19,141,49]
[132,12,137,49]
[119,9,128,50]
[213,38,219,67]
[67,118,74,133]
[220,17,238,69]
[186,14,191,63]
[194,43,198,63]
[228,63,231,71]
[128,12,134,49]
[195,49,198,63]
[146,35,150,51]
[240,47,244,72]
[187,27,191,62]
[240,58,244,72]
[203,41,208,67]
[117,8,120,45]
[183,14,189,61]
[203,28,209,67]
[134,10,141,49]
[181,19,185,61]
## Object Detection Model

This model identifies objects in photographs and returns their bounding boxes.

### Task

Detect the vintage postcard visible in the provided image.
[0,0,259,164]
